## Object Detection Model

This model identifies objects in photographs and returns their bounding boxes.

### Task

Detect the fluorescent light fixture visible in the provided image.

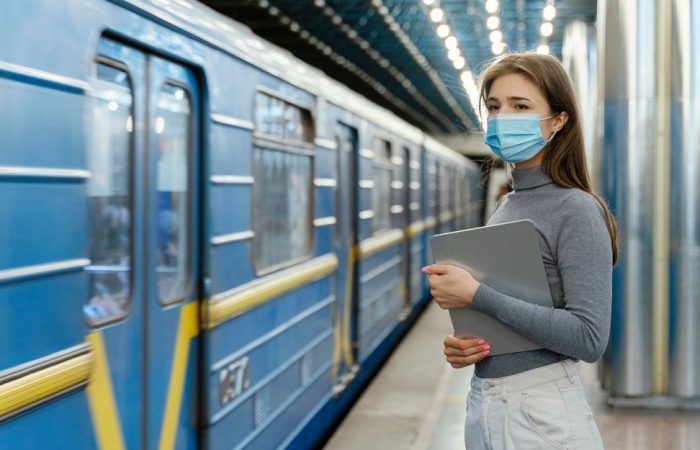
[460,70,473,84]
[485,0,499,14]
[445,35,458,49]
[540,22,553,37]
[491,42,505,54]
[437,24,450,38]
[430,7,444,22]
[486,15,500,30]
[489,30,503,43]
[543,4,556,21]
[537,44,550,54]
[453,57,465,69]
[448,47,460,60]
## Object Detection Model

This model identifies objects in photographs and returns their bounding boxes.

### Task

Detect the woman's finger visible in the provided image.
[447,349,490,366]
[444,344,490,357]
[444,335,484,349]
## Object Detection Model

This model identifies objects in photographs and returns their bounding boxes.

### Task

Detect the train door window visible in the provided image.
[155,82,193,305]
[427,157,438,219]
[372,139,392,234]
[252,91,314,274]
[439,162,450,218]
[84,62,134,325]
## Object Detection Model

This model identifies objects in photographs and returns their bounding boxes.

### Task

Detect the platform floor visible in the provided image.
[323,302,700,450]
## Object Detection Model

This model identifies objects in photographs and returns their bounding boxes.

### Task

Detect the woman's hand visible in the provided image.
[444,334,491,368]
[422,264,480,309]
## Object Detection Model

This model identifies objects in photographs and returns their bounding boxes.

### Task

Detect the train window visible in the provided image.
[155,83,193,305]
[253,148,312,273]
[372,139,392,233]
[84,62,134,325]
[254,91,313,143]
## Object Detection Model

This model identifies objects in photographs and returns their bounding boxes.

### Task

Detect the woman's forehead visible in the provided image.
[488,73,544,101]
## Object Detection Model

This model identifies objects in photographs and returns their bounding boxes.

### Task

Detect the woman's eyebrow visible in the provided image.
[506,96,531,102]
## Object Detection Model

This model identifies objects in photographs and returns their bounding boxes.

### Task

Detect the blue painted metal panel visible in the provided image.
[209,125,252,176]
[0,183,85,271]
[0,391,97,449]
[242,364,333,450]
[209,280,332,363]
[0,80,85,169]
[210,243,255,294]
[313,226,334,256]
[210,185,252,237]
[314,185,335,221]
[0,272,87,371]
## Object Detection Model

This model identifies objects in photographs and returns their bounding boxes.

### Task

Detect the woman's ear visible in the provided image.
[553,111,569,132]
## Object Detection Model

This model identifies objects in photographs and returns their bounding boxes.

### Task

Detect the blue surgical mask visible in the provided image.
[483,114,557,163]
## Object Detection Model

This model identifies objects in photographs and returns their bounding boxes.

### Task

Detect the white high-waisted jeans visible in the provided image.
[464,359,605,450]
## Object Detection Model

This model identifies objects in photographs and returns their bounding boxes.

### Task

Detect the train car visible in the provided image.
[0,1,483,449]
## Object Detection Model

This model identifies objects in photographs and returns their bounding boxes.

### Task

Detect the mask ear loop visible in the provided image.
[540,112,561,142]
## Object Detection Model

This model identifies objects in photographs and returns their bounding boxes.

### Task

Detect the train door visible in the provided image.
[332,123,359,392]
[400,146,411,312]
[144,55,201,450]
[85,38,201,450]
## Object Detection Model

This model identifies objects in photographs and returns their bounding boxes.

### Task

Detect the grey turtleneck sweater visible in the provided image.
[471,165,612,378]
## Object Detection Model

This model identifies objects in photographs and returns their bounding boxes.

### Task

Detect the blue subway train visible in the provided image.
[0,1,483,448]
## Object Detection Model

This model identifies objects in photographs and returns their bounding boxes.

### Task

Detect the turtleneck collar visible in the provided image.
[511,165,554,191]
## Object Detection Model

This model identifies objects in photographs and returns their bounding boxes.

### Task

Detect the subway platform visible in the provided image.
[323,302,700,450]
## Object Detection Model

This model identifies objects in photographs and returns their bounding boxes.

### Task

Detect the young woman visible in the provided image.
[422,53,616,449]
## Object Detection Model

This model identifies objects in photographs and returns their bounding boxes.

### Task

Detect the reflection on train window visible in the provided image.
[155,83,192,305]
[85,62,134,325]
[254,91,312,143]
[373,139,392,234]
[253,148,312,273]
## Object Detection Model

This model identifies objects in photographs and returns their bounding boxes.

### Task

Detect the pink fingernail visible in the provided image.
[478,339,485,345]
[421,266,430,273]
[483,350,490,355]
[484,345,491,350]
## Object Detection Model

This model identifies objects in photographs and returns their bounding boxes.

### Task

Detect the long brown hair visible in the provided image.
[480,52,618,264]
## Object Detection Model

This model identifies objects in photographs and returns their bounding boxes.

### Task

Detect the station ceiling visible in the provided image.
[202,0,597,135]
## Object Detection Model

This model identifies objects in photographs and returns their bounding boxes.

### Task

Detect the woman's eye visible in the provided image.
[487,105,499,112]
[515,104,529,110]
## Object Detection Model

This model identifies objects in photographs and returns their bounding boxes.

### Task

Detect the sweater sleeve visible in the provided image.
[470,199,613,362]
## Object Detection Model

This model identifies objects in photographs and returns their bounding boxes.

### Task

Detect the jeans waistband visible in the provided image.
[471,359,579,394]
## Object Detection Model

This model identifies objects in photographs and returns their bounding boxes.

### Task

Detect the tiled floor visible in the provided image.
[323,302,700,450]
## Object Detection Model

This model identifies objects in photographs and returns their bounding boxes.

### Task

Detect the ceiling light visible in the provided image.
[430,8,444,22]
[486,16,500,30]
[460,70,473,84]
[540,22,553,37]
[537,44,550,54]
[422,0,436,5]
[445,35,458,49]
[491,42,505,55]
[485,0,499,14]
[448,48,460,60]
[543,4,556,21]
[453,57,465,69]
[437,24,450,38]
[489,30,503,43]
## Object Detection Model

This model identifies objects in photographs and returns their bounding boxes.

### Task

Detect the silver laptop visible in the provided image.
[429,220,553,355]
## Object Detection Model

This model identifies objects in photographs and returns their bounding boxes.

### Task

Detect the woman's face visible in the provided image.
[485,73,562,141]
